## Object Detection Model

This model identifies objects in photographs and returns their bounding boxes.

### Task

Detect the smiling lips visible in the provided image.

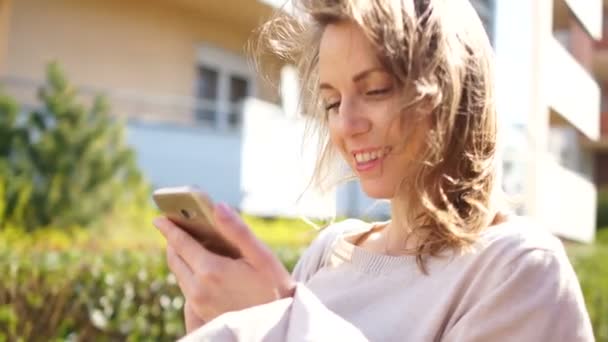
[352,147,391,172]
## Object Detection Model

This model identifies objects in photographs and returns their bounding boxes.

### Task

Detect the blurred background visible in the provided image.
[0,0,606,340]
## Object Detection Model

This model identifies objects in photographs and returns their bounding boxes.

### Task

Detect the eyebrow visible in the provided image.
[319,67,387,90]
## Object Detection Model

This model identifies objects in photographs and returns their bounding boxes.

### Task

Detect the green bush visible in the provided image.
[0,248,184,341]
[0,247,306,341]
[0,63,149,231]
[569,229,608,341]
[0,216,312,341]
[7,214,605,340]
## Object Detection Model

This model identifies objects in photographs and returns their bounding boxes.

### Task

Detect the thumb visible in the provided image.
[213,202,277,267]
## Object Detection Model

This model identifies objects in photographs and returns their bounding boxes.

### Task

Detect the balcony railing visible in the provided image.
[0,76,245,131]
[547,38,601,141]
[540,153,596,243]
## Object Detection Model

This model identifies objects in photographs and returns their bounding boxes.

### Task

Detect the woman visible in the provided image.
[154,0,594,340]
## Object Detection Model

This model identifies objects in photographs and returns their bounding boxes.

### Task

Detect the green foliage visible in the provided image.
[243,215,321,271]
[0,62,149,231]
[1,217,608,340]
[568,229,608,341]
[0,216,311,341]
[0,248,185,341]
[243,215,321,248]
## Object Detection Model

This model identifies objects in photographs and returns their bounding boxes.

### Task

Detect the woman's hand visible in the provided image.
[153,203,295,331]
[184,300,205,333]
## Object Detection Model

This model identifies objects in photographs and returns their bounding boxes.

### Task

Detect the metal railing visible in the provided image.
[0,76,245,131]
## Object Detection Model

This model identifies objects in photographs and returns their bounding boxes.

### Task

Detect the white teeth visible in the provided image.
[354,149,387,163]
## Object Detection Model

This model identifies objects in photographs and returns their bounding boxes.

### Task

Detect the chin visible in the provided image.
[359,180,394,199]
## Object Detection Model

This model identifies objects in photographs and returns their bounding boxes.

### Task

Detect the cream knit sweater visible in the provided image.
[182,217,594,341]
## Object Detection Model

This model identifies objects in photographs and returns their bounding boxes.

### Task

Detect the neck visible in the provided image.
[382,196,426,255]
[383,194,506,256]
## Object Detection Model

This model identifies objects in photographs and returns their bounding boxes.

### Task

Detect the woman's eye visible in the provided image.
[366,88,392,96]
[325,101,340,113]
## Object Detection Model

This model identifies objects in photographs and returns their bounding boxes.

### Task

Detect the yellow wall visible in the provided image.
[4,0,277,101]
[0,0,12,75]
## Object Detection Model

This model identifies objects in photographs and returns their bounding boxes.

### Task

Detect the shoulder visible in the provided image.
[472,216,568,262]
[317,218,372,245]
[453,215,583,306]
[443,217,593,340]
[291,218,371,283]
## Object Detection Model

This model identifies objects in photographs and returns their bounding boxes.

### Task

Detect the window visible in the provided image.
[229,75,249,126]
[195,45,255,130]
[196,66,219,125]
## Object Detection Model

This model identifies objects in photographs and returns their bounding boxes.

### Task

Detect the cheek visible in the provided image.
[327,121,349,159]
[366,99,405,136]
[394,108,418,132]
[327,119,340,146]
[380,112,409,149]
[383,112,429,163]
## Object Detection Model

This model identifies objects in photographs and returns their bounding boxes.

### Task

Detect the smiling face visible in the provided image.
[257,0,499,265]
[318,21,429,199]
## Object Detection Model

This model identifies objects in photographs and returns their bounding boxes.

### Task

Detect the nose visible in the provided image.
[335,97,371,137]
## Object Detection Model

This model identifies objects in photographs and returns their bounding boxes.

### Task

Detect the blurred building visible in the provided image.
[0,0,605,238]
[495,0,604,243]
[592,14,608,189]
[0,0,344,218]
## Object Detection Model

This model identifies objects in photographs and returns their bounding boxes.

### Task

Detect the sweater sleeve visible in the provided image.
[179,284,368,342]
[443,247,594,342]
[178,220,369,342]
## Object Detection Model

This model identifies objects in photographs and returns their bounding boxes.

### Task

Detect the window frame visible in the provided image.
[195,44,256,130]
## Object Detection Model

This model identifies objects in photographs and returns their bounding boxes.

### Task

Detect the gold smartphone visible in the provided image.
[152,186,241,259]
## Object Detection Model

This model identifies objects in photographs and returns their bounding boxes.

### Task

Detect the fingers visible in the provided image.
[213,203,276,267]
[154,216,226,272]
[184,300,206,333]
[212,204,294,297]
[166,244,195,295]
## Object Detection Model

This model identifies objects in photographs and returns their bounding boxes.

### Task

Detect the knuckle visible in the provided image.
[232,223,254,243]
[166,249,176,263]
[198,269,222,286]
[171,230,188,247]
[165,246,175,262]
[191,290,209,307]
[256,247,276,266]
[166,251,179,271]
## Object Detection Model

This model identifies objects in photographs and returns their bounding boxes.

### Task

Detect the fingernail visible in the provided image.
[216,202,234,220]
[153,217,164,228]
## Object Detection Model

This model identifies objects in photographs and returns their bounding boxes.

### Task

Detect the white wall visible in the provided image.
[546,38,600,140]
[239,97,390,220]
[126,123,243,207]
[126,98,389,220]
[563,0,603,40]
[494,0,541,208]
[545,126,596,242]
[494,0,599,242]
[239,98,337,218]
[540,153,597,242]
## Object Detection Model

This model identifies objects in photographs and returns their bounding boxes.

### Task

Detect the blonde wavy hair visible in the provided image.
[253,0,501,271]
